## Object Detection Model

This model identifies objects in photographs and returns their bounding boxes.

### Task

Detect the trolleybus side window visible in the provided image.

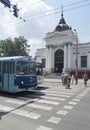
[13,61,15,73]
[2,61,14,74]
[9,61,15,74]
[0,62,1,73]
[3,62,7,73]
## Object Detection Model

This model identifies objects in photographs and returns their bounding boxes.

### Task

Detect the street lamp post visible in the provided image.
[74,29,78,84]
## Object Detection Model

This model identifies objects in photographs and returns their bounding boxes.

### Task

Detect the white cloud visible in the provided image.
[29,38,42,45]
[28,38,45,57]
[0,0,55,56]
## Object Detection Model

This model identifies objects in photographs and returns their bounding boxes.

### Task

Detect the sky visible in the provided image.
[0,0,90,57]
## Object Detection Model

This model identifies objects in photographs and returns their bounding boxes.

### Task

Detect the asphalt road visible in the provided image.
[0,78,90,130]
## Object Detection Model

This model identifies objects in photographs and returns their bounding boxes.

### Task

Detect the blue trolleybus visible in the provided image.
[0,56,37,93]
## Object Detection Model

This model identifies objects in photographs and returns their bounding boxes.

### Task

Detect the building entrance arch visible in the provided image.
[54,49,64,73]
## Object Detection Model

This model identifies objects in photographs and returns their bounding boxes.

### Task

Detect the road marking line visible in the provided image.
[63,105,73,110]
[27,94,66,101]
[5,100,52,111]
[5,100,24,105]
[46,93,70,98]
[76,96,83,99]
[36,125,52,130]
[0,105,13,111]
[13,109,41,119]
[40,96,66,101]
[27,104,52,111]
[37,99,60,105]
[48,116,62,124]
[68,102,77,105]
[78,94,85,97]
[42,90,74,95]
[57,110,68,115]
[72,99,80,102]
[0,105,41,119]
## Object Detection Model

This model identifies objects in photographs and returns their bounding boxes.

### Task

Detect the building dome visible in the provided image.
[55,6,72,32]
[55,24,71,32]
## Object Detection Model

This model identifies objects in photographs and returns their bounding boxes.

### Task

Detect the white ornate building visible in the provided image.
[35,10,90,77]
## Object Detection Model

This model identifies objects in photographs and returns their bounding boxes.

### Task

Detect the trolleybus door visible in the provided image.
[8,61,15,92]
[0,61,15,92]
[1,61,9,91]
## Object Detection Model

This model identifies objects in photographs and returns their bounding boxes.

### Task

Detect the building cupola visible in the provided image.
[55,5,72,32]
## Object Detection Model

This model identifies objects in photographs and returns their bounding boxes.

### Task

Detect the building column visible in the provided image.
[46,45,53,72]
[68,44,71,69]
[68,42,73,70]
[64,43,68,71]
[46,48,49,70]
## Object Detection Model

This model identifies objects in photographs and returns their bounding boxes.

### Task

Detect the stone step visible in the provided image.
[44,73,62,79]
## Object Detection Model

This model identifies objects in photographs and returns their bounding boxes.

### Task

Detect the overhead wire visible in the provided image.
[0,0,90,30]
[19,0,45,8]
[0,0,89,19]
[22,2,90,23]
[22,0,90,19]
[0,0,45,21]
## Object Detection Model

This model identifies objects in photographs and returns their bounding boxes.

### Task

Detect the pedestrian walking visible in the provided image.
[65,74,71,89]
[83,73,88,87]
[61,72,64,85]
[75,74,78,85]
[71,74,74,84]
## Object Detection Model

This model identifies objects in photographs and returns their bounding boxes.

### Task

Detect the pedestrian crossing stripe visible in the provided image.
[45,93,70,98]
[41,90,74,95]
[57,110,68,115]
[36,126,52,130]
[72,99,80,101]
[41,96,66,101]
[26,94,66,101]
[5,100,52,111]
[48,116,62,124]
[37,99,60,105]
[63,105,73,110]
[5,98,59,106]
[76,96,83,99]
[0,104,41,119]
[27,103,52,110]
[31,90,72,97]
[78,94,85,97]
[68,102,77,105]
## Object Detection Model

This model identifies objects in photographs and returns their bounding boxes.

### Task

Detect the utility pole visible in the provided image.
[76,30,78,76]
[74,29,78,84]
[74,29,78,75]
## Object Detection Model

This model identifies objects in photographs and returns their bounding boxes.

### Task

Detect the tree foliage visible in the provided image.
[0,36,30,57]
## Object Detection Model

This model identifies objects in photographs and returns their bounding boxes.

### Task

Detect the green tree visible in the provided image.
[0,36,30,57]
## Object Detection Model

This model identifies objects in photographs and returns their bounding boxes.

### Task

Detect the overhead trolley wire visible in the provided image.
[0,0,89,18]
[0,0,90,30]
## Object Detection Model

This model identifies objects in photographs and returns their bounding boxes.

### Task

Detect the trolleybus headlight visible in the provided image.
[21,81,24,84]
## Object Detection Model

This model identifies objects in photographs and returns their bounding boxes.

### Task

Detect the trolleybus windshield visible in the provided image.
[16,61,36,75]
